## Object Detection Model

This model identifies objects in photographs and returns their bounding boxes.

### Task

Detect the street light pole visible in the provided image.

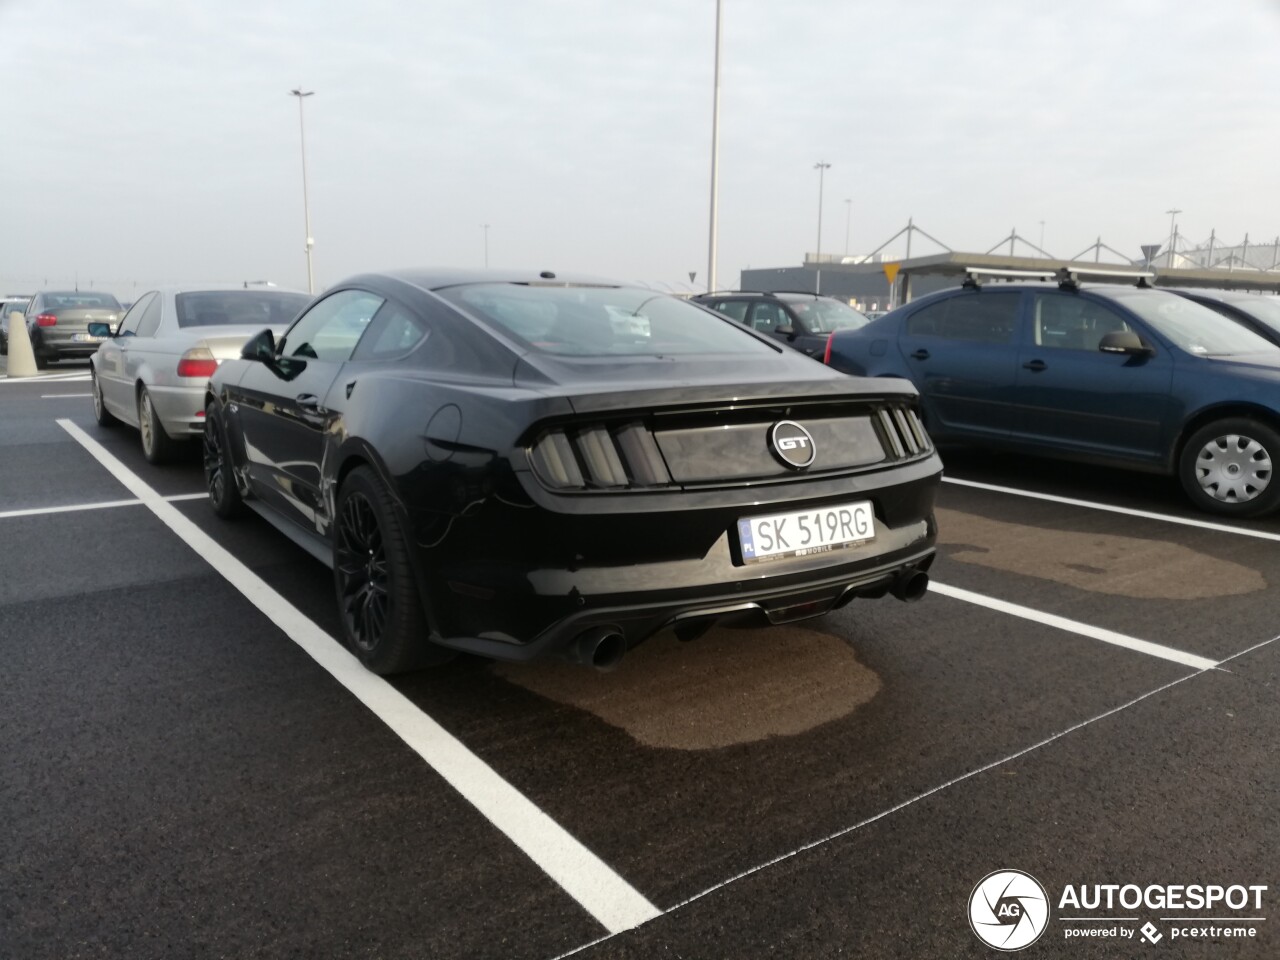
[1165,208,1182,268]
[813,161,831,294]
[843,198,852,256]
[289,87,316,294]
[706,0,723,293]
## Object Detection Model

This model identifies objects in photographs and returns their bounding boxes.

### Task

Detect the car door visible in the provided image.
[1010,291,1175,462]
[120,293,166,401]
[97,292,156,419]
[894,290,1023,438]
[229,288,384,531]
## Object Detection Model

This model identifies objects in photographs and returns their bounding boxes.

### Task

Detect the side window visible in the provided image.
[906,293,1020,343]
[904,299,948,337]
[282,289,384,363]
[712,300,749,323]
[352,300,430,362]
[748,302,787,333]
[135,294,164,338]
[945,293,1020,343]
[117,292,156,336]
[1033,294,1131,351]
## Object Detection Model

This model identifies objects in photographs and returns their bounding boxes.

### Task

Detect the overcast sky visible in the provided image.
[3,0,1278,297]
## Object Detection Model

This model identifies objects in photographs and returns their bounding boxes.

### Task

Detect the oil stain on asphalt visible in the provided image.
[936,508,1265,599]
[495,625,881,750]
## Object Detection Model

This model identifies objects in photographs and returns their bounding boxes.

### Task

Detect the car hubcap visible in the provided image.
[335,493,389,651]
[1194,434,1272,503]
[203,419,224,503]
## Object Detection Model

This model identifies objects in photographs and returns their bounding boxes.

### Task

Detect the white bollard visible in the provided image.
[5,312,39,378]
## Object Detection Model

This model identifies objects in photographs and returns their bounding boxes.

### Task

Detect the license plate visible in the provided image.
[737,500,875,563]
[72,333,104,342]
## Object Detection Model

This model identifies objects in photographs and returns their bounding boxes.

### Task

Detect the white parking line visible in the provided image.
[56,418,660,935]
[0,372,91,384]
[943,476,1280,542]
[0,492,207,521]
[929,580,1219,671]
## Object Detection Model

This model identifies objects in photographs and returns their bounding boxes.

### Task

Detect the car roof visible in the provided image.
[1170,287,1277,305]
[145,284,310,295]
[358,268,623,292]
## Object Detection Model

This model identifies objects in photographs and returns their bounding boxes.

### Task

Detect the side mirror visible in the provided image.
[241,328,277,362]
[86,322,112,338]
[774,324,795,338]
[1099,331,1152,356]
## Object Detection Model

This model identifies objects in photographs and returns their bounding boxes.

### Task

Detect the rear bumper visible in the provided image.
[147,382,209,437]
[420,454,942,661]
[30,329,107,360]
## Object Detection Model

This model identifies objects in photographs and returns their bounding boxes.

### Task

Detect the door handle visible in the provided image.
[1022,359,1047,372]
[296,393,322,410]
[910,349,930,360]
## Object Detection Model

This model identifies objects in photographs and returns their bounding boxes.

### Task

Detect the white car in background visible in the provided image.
[89,285,312,462]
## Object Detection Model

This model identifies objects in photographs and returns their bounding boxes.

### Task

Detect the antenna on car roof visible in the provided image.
[1054,267,1155,290]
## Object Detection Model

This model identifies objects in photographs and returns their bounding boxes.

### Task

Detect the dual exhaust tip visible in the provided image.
[564,568,929,672]
[565,626,627,672]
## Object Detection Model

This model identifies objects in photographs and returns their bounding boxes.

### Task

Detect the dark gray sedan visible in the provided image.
[24,291,123,367]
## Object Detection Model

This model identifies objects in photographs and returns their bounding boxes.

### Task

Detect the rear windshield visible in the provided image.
[437,284,777,357]
[785,297,870,333]
[175,290,311,328]
[1111,289,1280,357]
[43,293,121,311]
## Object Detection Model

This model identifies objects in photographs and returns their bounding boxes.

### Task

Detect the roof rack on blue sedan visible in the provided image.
[961,268,1058,288]
[1054,266,1155,290]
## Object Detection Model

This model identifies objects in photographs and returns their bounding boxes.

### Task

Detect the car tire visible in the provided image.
[1179,417,1280,518]
[333,466,453,674]
[138,385,179,464]
[91,367,117,427]
[203,401,245,520]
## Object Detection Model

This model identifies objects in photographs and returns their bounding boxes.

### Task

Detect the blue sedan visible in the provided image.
[825,275,1280,517]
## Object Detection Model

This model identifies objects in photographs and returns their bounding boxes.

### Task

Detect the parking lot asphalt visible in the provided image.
[3,360,1277,959]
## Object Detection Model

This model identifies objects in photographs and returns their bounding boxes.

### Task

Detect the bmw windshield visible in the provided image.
[438,283,778,357]
[1111,289,1280,357]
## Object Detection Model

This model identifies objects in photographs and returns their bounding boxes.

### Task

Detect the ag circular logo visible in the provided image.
[769,420,816,469]
[968,869,1050,951]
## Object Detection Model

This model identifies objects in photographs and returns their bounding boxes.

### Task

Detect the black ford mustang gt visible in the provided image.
[203,269,941,674]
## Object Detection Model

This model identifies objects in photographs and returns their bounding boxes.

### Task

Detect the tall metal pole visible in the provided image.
[843,198,852,256]
[290,87,316,294]
[813,161,830,294]
[706,0,723,293]
[1165,208,1181,269]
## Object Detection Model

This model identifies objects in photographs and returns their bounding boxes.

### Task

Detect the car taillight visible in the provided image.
[823,332,835,364]
[36,313,57,327]
[177,346,219,379]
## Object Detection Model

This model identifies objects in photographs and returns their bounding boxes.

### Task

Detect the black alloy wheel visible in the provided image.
[203,402,244,519]
[333,466,451,674]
